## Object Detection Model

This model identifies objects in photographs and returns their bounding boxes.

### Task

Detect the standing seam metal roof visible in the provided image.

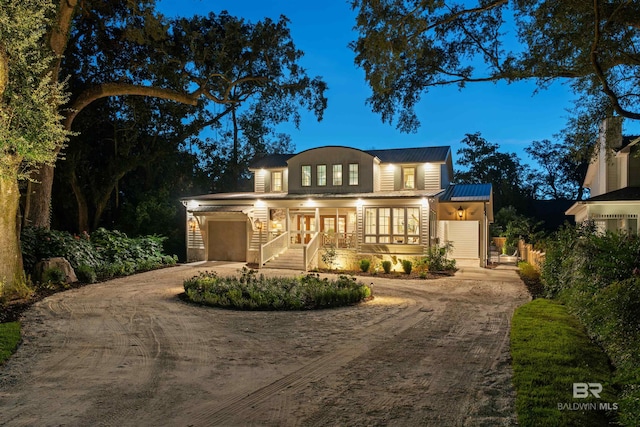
[248,146,451,169]
[438,183,492,202]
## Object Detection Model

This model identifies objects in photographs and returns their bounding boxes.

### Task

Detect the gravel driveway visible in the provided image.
[0,262,529,426]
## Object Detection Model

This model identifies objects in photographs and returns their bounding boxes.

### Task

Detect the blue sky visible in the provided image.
[158,0,640,165]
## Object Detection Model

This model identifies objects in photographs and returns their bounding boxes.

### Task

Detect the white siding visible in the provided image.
[424,163,441,192]
[438,220,479,259]
[380,165,395,191]
[254,170,265,193]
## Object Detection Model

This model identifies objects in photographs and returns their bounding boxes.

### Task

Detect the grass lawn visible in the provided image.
[0,322,21,365]
[511,299,618,426]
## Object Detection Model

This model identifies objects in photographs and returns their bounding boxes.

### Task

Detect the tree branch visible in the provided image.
[64,83,204,130]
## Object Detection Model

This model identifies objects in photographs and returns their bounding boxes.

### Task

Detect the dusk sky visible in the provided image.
[159,0,640,165]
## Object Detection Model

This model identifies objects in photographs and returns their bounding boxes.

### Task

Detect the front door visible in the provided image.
[296,215,315,244]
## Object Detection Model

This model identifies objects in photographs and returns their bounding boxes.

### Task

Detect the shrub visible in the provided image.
[421,242,456,272]
[401,259,412,274]
[381,260,392,274]
[41,267,66,285]
[322,244,338,270]
[183,268,371,310]
[0,278,33,303]
[76,264,97,284]
[359,259,370,273]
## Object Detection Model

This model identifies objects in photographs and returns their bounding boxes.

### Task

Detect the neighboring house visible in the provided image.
[182,145,494,270]
[566,117,640,234]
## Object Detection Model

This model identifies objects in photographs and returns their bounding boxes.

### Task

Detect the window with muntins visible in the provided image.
[317,164,327,186]
[365,207,420,244]
[301,165,311,186]
[272,171,282,192]
[403,167,416,189]
[349,163,359,185]
[333,164,342,186]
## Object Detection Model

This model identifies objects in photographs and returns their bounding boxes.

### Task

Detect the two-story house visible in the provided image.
[566,117,640,234]
[183,145,494,270]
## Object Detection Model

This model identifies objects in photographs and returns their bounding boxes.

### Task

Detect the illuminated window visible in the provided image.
[403,167,416,189]
[317,164,327,186]
[272,171,282,192]
[349,163,359,185]
[365,207,420,244]
[333,164,342,186]
[301,165,311,186]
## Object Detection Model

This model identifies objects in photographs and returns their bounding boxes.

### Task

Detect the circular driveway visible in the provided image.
[0,263,529,426]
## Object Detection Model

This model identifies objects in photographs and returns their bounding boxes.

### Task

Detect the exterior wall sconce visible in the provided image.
[188,217,197,232]
[457,206,464,219]
[254,218,263,232]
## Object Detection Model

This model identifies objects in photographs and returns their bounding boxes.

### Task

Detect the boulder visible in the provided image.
[34,257,78,284]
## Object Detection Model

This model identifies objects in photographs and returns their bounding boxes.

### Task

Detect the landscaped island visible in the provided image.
[183,268,372,310]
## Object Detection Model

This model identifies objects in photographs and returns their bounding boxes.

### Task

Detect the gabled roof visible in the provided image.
[248,146,451,169]
[438,183,492,202]
[586,186,640,202]
[365,146,450,163]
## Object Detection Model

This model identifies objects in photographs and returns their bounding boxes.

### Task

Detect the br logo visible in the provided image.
[573,383,602,399]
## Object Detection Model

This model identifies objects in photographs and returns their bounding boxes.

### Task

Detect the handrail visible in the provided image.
[303,232,320,271]
[261,231,289,266]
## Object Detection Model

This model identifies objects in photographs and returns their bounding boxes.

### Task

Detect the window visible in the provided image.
[403,167,416,189]
[317,164,327,186]
[271,171,282,192]
[301,165,311,186]
[349,163,359,185]
[333,164,342,186]
[364,207,420,244]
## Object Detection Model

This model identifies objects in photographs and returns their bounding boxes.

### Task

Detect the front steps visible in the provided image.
[263,247,305,270]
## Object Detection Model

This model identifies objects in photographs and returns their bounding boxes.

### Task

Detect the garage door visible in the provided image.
[438,221,479,259]
[208,221,247,261]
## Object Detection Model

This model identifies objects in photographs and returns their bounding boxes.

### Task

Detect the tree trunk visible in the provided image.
[0,164,25,289]
[24,163,54,228]
[68,168,90,233]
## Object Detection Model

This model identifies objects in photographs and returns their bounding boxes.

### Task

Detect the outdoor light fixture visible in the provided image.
[188,217,197,232]
[254,218,263,231]
[457,206,464,219]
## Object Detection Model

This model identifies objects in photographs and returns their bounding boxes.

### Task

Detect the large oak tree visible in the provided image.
[25,0,327,229]
[351,0,640,132]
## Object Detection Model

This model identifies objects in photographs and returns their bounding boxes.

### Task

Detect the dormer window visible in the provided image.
[317,165,327,186]
[403,167,416,189]
[272,171,282,192]
[301,165,311,187]
[349,163,359,185]
[333,164,342,186]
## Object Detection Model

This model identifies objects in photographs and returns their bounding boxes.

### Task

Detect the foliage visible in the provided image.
[41,267,65,285]
[183,268,371,310]
[0,322,21,365]
[401,259,412,274]
[0,0,69,175]
[456,133,532,212]
[359,258,371,273]
[321,244,338,271]
[511,299,616,426]
[420,242,457,272]
[381,260,392,274]
[351,0,640,132]
[517,261,544,299]
[492,206,544,247]
[20,226,176,282]
[540,226,640,424]
[75,264,97,284]
[0,278,33,303]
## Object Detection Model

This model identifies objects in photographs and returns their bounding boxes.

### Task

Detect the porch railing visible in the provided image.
[320,232,356,249]
[304,232,321,271]
[261,231,289,266]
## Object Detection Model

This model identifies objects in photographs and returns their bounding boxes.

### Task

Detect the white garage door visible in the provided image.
[438,221,479,259]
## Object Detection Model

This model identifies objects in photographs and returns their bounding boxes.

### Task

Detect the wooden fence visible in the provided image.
[518,239,545,271]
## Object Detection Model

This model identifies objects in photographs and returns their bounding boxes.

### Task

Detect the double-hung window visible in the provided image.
[332,164,342,186]
[301,165,311,187]
[271,171,282,192]
[349,163,359,185]
[403,167,416,189]
[317,165,327,186]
